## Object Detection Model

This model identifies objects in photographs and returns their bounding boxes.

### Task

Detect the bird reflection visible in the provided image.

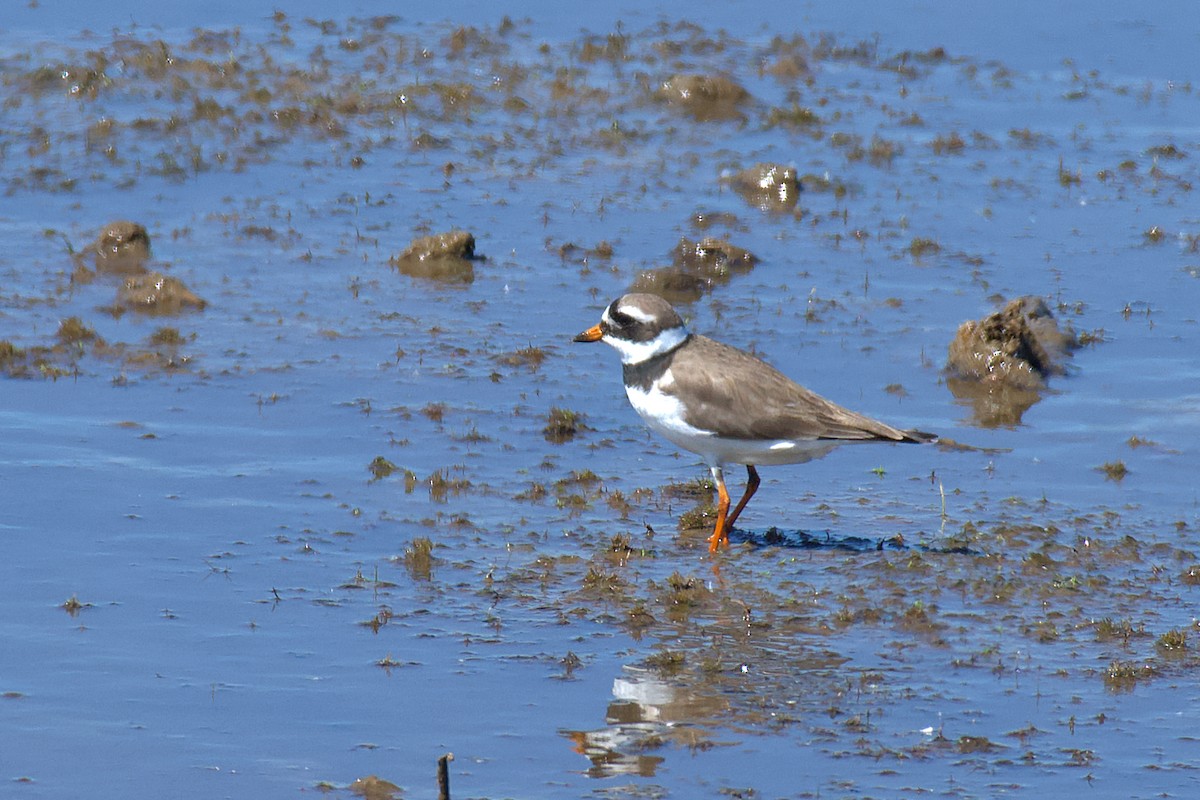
[561,666,727,777]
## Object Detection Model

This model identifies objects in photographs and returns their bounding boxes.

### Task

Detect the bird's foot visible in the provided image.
[707,525,729,553]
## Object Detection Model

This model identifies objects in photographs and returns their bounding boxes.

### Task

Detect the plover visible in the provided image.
[574,293,936,552]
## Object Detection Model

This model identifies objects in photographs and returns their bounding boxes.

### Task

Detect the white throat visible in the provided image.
[603,326,688,365]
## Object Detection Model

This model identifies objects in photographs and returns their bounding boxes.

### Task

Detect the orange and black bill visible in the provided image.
[573,324,604,343]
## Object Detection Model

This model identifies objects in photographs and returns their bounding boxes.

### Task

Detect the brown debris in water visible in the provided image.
[657,73,749,121]
[631,237,758,303]
[544,406,588,443]
[0,318,99,379]
[56,316,99,345]
[957,735,1000,754]
[946,296,1078,426]
[403,537,435,581]
[495,345,547,372]
[117,272,207,314]
[628,267,710,305]
[0,340,22,369]
[759,33,813,85]
[390,230,477,284]
[3,313,195,379]
[89,221,152,273]
[723,163,801,212]
[557,240,614,266]
[398,230,476,260]
[1103,660,1158,690]
[348,774,402,800]
[690,210,742,231]
[367,456,399,481]
[764,52,812,83]
[148,327,186,346]
[672,237,757,274]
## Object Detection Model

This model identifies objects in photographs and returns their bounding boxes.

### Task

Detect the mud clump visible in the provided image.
[0,340,21,368]
[544,406,588,443]
[690,211,742,231]
[147,327,186,346]
[957,735,999,754]
[56,316,99,344]
[390,230,477,284]
[672,237,757,274]
[631,237,758,303]
[117,272,207,314]
[658,74,749,121]
[945,296,1078,426]
[627,267,710,304]
[723,163,801,212]
[347,774,402,800]
[402,537,435,581]
[947,297,1076,387]
[765,52,812,82]
[401,230,476,261]
[368,456,399,481]
[90,221,152,273]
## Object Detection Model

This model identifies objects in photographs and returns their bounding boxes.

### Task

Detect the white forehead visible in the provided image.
[620,302,659,323]
[603,301,657,325]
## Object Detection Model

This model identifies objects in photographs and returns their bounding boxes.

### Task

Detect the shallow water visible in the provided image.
[2,2,1199,798]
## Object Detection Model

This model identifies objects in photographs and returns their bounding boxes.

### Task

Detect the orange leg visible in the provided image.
[707,466,731,553]
[724,465,760,532]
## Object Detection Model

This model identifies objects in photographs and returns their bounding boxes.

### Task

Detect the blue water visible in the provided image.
[2,3,1199,798]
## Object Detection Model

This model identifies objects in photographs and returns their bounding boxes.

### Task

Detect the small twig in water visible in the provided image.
[437,752,454,800]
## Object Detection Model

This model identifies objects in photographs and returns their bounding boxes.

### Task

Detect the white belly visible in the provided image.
[624,377,837,467]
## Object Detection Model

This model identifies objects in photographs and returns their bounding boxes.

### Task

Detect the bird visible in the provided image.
[574,293,936,553]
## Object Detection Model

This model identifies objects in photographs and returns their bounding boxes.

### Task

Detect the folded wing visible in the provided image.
[669,336,931,443]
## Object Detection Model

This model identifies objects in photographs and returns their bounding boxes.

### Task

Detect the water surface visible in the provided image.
[1,3,1199,798]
